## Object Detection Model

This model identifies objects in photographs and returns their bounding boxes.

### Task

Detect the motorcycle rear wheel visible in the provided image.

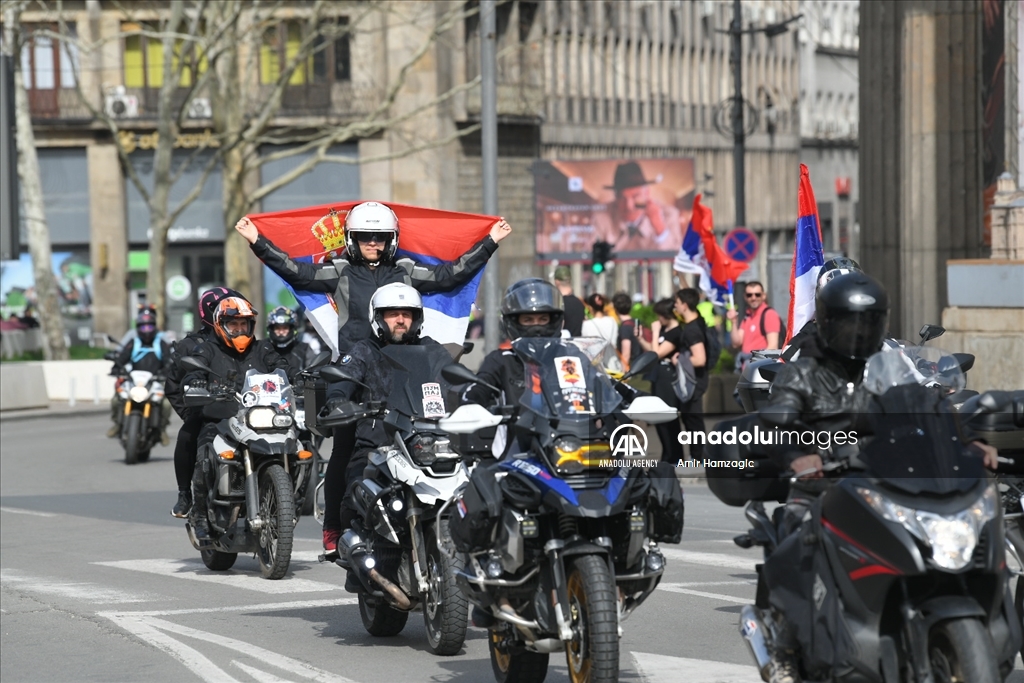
[358,594,409,637]
[256,465,295,580]
[565,554,619,683]
[123,413,142,465]
[200,548,237,571]
[423,524,468,655]
[488,626,549,683]
[928,617,999,683]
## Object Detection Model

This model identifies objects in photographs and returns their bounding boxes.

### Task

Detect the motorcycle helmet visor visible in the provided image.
[819,309,889,360]
[501,278,564,339]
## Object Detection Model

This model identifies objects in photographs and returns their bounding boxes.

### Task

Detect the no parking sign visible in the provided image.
[724,228,759,263]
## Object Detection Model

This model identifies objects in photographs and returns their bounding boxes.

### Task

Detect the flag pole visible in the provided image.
[725,280,735,333]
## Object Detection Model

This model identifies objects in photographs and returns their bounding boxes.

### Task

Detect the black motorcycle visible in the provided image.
[712,347,1020,683]
[440,341,682,683]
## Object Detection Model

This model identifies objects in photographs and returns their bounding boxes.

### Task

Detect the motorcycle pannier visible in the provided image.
[303,374,327,437]
[705,414,789,507]
[646,461,685,544]
[448,463,504,553]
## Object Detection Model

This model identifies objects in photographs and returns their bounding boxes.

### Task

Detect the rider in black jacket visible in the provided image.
[780,257,862,363]
[266,306,314,377]
[107,306,172,442]
[165,287,242,518]
[236,203,511,553]
[320,283,444,557]
[181,295,291,540]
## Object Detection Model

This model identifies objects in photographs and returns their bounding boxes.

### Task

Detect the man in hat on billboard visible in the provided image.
[592,161,682,255]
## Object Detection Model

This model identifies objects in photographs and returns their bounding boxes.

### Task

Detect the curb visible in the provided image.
[0,404,110,422]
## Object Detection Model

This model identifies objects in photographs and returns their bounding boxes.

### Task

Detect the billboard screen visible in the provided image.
[534,157,696,261]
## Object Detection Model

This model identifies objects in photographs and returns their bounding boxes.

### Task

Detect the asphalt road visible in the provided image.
[1,412,1020,683]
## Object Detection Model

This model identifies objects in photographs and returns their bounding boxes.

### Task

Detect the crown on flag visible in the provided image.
[311,209,347,252]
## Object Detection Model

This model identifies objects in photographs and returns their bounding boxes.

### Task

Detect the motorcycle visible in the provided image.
[112,367,165,465]
[317,342,473,656]
[180,358,314,579]
[439,342,681,683]
[714,347,1020,682]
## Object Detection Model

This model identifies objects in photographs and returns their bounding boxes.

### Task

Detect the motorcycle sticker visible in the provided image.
[422,397,446,418]
[241,391,258,407]
[555,356,586,389]
[246,374,283,403]
[421,382,442,398]
[560,386,593,413]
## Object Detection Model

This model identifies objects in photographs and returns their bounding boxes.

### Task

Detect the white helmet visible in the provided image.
[369,283,423,343]
[344,202,399,263]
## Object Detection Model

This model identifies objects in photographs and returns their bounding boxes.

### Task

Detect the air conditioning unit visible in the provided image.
[105,86,139,119]
[187,97,212,119]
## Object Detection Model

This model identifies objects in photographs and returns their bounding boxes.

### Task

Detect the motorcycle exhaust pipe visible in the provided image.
[739,605,772,682]
[368,568,411,610]
[341,531,412,610]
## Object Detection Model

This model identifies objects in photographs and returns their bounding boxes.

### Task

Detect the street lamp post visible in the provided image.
[480,0,499,354]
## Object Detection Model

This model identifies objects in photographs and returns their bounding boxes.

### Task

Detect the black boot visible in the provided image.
[171,489,192,518]
[191,460,211,541]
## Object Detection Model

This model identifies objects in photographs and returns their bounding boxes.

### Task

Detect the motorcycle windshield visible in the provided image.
[859,347,980,495]
[513,337,623,420]
[379,344,456,421]
[240,369,293,410]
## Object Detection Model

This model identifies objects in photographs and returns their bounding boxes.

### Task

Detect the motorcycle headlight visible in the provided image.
[857,484,998,571]
[272,414,293,428]
[552,436,612,475]
[246,407,276,429]
[129,386,150,403]
[408,434,456,467]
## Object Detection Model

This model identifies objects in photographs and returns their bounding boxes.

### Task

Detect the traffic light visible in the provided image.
[591,240,612,274]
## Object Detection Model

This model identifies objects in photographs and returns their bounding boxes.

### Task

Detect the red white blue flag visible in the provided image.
[672,194,748,304]
[248,202,497,358]
[786,165,826,344]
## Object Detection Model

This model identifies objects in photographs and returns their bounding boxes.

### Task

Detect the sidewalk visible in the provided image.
[0,401,110,422]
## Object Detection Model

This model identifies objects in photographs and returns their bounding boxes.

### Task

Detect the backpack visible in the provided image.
[702,319,723,372]
[672,350,698,403]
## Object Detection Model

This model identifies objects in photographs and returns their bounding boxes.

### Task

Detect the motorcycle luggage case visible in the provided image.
[735,359,782,413]
[963,390,1024,465]
[303,375,328,437]
[705,414,789,507]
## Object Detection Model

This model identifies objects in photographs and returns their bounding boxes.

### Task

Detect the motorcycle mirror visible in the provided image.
[103,350,118,362]
[440,364,501,395]
[320,365,354,383]
[918,324,945,343]
[180,356,216,375]
[760,403,798,427]
[952,353,974,374]
[977,391,1011,414]
[622,351,658,379]
[107,334,120,345]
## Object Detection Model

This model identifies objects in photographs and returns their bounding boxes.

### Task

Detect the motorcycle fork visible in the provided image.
[899,581,935,683]
[544,539,574,642]
[406,490,429,595]
[243,450,262,530]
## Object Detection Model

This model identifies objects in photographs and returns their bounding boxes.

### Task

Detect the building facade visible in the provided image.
[12,0,806,338]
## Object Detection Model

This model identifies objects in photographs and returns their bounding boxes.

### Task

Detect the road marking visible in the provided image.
[1,569,154,604]
[93,559,342,594]
[671,580,757,588]
[632,651,761,682]
[232,661,293,683]
[658,583,750,604]
[102,613,359,683]
[0,506,56,517]
[660,548,758,572]
[101,597,359,618]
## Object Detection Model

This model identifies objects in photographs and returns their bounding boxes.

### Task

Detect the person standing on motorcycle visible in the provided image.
[165,287,242,518]
[235,202,512,555]
[267,306,315,377]
[779,257,862,363]
[320,283,444,559]
[463,278,565,458]
[182,295,292,541]
[107,306,172,444]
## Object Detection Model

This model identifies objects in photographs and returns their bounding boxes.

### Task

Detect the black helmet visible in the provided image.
[815,272,889,360]
[136,307,158,345]
[816,256,862,293]
[267,306,298,350]
[500,278,564,340]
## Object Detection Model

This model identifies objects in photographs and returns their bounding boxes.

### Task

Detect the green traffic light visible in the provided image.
[592,263,604,274]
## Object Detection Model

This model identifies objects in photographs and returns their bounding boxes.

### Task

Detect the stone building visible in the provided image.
[12,0,805,338]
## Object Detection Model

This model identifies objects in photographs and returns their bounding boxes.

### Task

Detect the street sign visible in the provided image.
[724,228,759,263]
[166,275,192,302]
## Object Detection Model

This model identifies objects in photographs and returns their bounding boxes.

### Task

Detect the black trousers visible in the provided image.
[678,391,706,461]
[322,424,356,531]
[174,413,204,491]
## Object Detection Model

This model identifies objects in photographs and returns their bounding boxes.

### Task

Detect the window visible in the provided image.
[122,22,207,89]
[20,24,78,91]
[261,18,351,86]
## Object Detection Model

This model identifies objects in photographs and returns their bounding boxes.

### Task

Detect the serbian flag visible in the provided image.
[786,164,826,343]
[248,202,497,359]
[672,194,748,304]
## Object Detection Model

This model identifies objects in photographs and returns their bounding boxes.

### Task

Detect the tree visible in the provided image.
[3,2,68,360]
[40,0,482,324]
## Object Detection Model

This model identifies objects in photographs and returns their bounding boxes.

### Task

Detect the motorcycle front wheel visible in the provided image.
[200,548,237,571]
[358,593,408,637]
[928,617,999,683]
[488,625,549,683]
[256,465,295,579]
[423,524,468,655]
[123,412,142,465]
[565,554,619,683]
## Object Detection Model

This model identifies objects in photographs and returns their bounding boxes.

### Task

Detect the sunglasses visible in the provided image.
[356,232,390,244]
[745,292,764,299]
